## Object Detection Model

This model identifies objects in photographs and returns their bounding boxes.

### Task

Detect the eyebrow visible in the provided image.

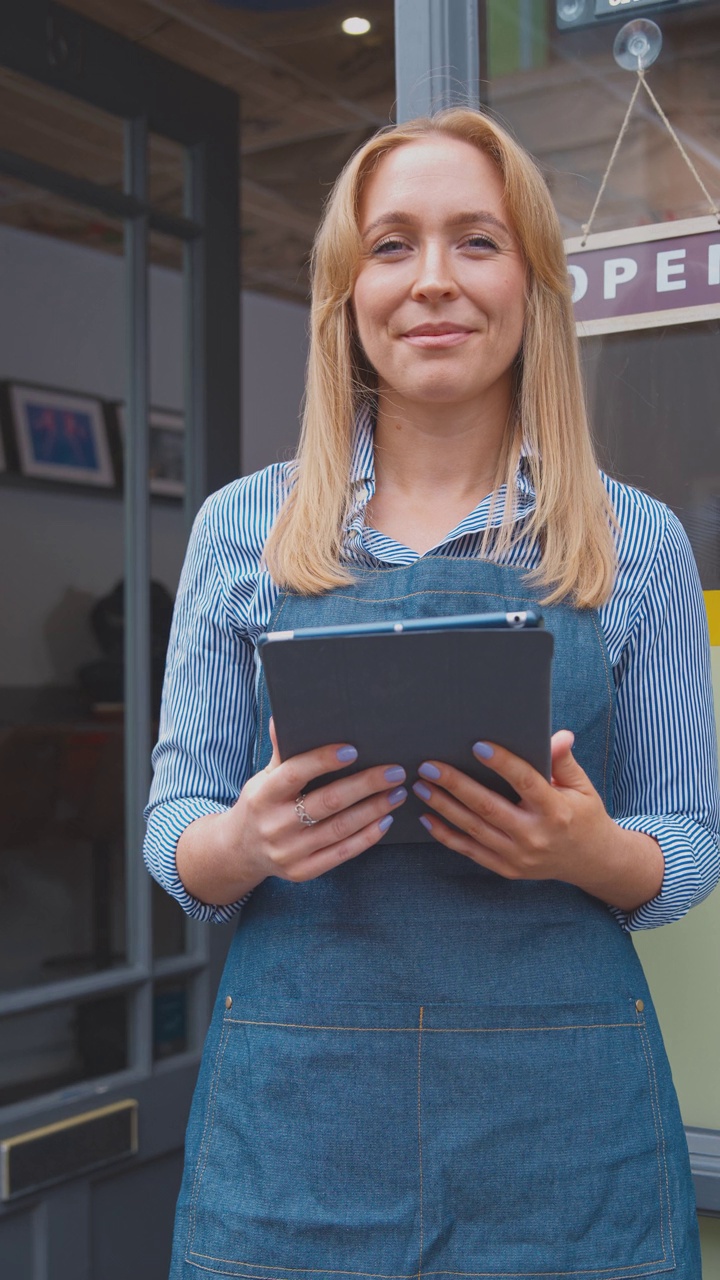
[361,210,511,238]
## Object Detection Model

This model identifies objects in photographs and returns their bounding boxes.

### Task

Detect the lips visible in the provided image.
[403,323,473,337]
[401,323,474,349]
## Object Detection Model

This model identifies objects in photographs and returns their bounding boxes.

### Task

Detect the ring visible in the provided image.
[294,792,319,826]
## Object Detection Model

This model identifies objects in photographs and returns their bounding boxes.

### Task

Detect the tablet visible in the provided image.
[258,612,554,844]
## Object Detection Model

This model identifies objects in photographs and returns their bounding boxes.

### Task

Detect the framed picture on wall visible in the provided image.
[149,408,184,498]
[6,382,115,488]
[114,404,184,499]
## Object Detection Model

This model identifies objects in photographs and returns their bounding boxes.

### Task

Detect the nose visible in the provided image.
[410,242,459,302]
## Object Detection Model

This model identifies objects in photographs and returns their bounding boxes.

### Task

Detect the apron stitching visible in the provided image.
[192,1020,670,1280]
[588,612,614,810]
[420,1267,673,1277]
[183,1256,675,1277]
[187,1023,232,1259]
[635,1020,669,1263]
[223,1018,641,1033]
[186,1265,414,1278]
[637,1019,676,1266]
[321,590,538,606]
[417,1005,425,1280]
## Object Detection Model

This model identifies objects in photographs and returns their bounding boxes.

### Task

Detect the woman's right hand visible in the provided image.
[176,720,407,905]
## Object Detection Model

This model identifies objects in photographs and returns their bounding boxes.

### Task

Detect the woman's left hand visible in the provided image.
[412,731,665,911]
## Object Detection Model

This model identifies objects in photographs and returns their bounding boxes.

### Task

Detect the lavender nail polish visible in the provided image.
[336,745,358,763]
[384,766,406,784]
[473,741,494,760]
[419,816,433,832]
[388,786,407,806]
[378,814,394,833]
[418,762,441,781]
[413,781,432,802]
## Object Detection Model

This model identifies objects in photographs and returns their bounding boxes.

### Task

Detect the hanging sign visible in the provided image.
[564,215,720,336]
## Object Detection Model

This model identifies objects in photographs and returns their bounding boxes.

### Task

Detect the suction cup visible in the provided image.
[557,0,586,19]
[613,19,663,72]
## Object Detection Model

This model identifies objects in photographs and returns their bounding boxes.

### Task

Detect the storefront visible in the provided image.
[0,1,718,1275]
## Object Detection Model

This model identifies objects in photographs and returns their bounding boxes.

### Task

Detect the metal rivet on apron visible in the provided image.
[635,999,645,1013]
[225,995,233,1010]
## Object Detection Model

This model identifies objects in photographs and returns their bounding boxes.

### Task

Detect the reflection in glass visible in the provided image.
[0,68,125,193]
[0,717,127,990]
[0,184,129,991]
[152,879,187,961]
[489,4,720,236]
[0,994,129,1107]
[0,174,125,259]
[149,216,189,955]
[153,980,189,1061]
[148,134,186,220]
[583,322,720,590]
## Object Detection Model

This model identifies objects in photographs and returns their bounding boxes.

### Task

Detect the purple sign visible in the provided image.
[566,221,720,334]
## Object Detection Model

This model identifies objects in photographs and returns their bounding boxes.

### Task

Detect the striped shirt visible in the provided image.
[144,407,720,931]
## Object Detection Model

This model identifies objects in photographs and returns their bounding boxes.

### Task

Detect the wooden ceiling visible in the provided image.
[0,0,396,300]
[1,0,720,302]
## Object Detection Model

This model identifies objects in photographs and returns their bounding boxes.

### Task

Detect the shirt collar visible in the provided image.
[347,407,536,535]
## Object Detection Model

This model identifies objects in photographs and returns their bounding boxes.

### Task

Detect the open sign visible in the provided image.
[565,216,720,335]
[594,0,678,14]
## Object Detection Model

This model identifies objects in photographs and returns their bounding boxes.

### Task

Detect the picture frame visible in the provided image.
[149,408,184,498]
[114,404,184,499]
[6,382,115,488]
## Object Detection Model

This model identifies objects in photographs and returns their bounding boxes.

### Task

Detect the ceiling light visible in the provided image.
[342,17,371,36]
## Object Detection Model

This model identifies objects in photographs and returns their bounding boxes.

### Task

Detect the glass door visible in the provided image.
[0,4,239,1275]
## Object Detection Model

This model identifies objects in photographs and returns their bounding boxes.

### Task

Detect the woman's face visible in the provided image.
[352,136,526,413]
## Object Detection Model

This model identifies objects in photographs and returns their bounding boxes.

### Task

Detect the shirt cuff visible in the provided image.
[608,813,717,931]
[143,796,253,923]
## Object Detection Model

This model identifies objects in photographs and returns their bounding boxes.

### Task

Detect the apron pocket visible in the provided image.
[419,997,675,1278]
[185,999,423,1278]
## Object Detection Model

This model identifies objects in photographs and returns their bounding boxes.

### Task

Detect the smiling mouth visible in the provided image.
[401,327,474,348]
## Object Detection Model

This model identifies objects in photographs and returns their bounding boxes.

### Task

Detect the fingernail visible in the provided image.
[419,816,433,832]
[384,766,406,784]
[337,746,358,763]
[413,781,432,802]
[378,814,394,833]
[388,786,407,806]
[418,762,441,781]
[473,741,494,760]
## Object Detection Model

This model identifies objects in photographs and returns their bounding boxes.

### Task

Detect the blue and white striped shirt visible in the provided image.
[144,408,720,931]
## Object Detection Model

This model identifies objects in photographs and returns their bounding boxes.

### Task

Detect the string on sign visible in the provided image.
[581,68,720,248]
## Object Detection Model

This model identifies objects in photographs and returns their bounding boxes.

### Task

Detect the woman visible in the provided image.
[145,109,720,1278]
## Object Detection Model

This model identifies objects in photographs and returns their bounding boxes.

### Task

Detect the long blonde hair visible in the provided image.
[264,108,616,607]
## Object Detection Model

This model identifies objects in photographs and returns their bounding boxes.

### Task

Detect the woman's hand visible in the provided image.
[176,720,407,905]
[412,731,665,912]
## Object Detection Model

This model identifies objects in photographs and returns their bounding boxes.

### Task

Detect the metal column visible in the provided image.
[124,115,153,1074]
[394,0,481,123]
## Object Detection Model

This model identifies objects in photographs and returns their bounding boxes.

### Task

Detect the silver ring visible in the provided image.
[294,792,319,827]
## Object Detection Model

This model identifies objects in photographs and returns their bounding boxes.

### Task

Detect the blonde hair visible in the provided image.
[264,107,616,607]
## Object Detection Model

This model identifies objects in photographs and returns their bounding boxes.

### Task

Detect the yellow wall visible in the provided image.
[699,1217,720,1274]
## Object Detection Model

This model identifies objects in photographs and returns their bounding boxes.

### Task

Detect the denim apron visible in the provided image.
[170,557,700,1279]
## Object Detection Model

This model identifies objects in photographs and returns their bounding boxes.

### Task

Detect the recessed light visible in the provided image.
[342,16,371,36]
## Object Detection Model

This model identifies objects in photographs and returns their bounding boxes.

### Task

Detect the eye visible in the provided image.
[463,233,499,251]
[371,237,409,256]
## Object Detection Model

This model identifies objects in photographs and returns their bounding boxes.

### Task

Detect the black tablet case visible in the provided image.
[260,627,554,844]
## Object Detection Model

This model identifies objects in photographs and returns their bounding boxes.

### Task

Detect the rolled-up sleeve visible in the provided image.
[610,510,720,930]
[143,493,258,922]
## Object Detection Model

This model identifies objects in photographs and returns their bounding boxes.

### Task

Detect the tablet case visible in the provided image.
[260,627,554,844]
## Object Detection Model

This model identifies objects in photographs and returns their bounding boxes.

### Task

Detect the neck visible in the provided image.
[372,387,513,502]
